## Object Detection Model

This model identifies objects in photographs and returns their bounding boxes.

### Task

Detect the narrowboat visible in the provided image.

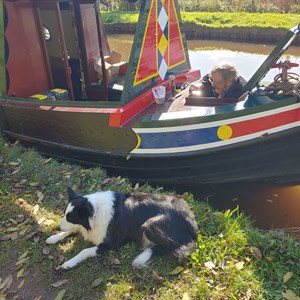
[0,0,300,185]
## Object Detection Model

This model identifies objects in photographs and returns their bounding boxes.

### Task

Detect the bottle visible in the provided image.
[169,75,176,98]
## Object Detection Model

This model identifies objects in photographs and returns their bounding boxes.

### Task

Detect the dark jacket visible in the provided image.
[200,74,247,99]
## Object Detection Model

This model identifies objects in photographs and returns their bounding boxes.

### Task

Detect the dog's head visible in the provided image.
[58,188,94,232]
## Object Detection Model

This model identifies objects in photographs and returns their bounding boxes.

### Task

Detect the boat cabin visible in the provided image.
[0,0,300,185]
[2,0,127,101]
[1,0,299,127]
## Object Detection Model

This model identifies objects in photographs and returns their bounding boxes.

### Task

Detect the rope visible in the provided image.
[265,72,300,97]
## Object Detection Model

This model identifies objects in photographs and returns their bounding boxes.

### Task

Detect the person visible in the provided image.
[189,62,247,99]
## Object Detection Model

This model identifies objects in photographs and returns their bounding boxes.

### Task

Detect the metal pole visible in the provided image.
[95,0,108,100]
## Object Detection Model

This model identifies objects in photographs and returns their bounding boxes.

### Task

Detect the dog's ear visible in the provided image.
[67,187,81,201]
[77,203,93,230]
[78,203,92,218]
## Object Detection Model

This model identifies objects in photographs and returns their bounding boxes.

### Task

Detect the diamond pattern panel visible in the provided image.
[157,0,169,81]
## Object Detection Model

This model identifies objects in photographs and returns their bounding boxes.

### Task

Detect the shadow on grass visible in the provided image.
[0,138,189,299]
[1,137,300,299]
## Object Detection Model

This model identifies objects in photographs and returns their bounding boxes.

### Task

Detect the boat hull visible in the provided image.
[2,110,300,185]
[1,0,299,186]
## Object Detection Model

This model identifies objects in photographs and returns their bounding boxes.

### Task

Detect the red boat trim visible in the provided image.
[1,101,117,113]
[109,69,201,127]
[109,88,155,127]
[230,107,300,138]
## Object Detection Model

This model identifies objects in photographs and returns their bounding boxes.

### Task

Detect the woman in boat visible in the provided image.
[189,62,247,99]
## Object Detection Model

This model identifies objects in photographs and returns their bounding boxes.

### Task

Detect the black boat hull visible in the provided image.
[4,127,300,185]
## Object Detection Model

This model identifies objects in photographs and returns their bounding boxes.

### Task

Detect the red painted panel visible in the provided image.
[169,0,185,67]
[5,1,50,97]
[134,0,157,85]
[79,3,110,85]
[109,88,154,127]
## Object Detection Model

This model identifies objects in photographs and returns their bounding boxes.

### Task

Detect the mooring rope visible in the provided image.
[265,72,300,97]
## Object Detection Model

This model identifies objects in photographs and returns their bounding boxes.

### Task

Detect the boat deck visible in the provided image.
[123,83,295,126]
[123,85,249,126]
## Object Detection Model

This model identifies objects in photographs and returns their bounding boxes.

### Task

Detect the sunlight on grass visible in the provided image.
[57,238,77,253]
[1,136,300,299]
[102,11,300,29]
[13,197,61,227]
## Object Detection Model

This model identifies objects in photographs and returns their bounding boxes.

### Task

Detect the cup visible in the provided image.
[152,86,166,104]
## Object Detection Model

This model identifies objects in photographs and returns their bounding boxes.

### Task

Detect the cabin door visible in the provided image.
[35,1,75,100]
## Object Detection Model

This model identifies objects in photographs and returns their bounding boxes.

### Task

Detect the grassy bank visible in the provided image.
[102,11,300,44]
[102,11,299,29]
[1,136,300,299]
[111,0,300,14]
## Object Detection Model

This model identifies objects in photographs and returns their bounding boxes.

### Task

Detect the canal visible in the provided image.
[108,34,300,234]
[108,34,300,82]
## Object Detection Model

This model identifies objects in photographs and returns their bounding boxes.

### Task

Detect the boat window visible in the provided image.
[43,26,51,41]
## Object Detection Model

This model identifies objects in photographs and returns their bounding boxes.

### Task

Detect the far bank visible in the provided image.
[103,12,300,45]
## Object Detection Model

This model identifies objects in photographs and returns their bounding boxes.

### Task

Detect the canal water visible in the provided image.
[179,183,300,232]
[108,34,300,83]
[108,34,300,233]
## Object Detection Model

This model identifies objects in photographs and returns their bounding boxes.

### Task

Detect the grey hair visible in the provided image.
[210,62,239,81]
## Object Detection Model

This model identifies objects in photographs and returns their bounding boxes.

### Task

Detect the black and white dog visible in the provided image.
[46,188,198,269]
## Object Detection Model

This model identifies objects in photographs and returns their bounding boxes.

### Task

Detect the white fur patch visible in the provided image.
[56,191,115,246]
[79,191,115,245]
[46,231,75,244]
[132,248,153,268]
[62,246,98,269]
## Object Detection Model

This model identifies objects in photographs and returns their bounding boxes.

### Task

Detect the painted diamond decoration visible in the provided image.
[158,58,168,80]
[158,5,168,32]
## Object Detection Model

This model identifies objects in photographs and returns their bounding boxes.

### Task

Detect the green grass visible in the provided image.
[102,11,300,29]
[1,136,300,299]
[181,12,300,29]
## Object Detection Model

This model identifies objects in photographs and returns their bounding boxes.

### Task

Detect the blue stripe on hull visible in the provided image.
[139,127,220,148]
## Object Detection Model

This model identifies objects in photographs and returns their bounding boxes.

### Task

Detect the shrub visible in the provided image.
[290,4,300,13]
[110,0,297,13]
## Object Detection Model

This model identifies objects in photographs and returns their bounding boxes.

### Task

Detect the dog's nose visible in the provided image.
[56,225,61,231]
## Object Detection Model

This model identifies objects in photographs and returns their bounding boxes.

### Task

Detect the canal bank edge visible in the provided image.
[104,23,300,45]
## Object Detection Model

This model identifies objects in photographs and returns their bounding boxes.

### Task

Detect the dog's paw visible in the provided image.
[132,259,148,269]
[132,248,152,269]
[61,259,77,269]
[46,234,60,244]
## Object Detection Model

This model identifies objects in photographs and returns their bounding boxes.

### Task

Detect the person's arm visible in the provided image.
[223,76,247,99]
[189,74,215,97]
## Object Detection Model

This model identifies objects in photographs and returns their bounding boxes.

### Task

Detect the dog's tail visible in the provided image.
[173,239,196,261]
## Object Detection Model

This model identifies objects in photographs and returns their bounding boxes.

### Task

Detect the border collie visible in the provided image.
[46,188,198,269]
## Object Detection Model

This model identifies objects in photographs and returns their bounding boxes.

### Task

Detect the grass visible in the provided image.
[101,11,300,29]
[1,136,300,299]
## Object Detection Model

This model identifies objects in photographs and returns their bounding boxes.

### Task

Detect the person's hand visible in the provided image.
[189,83,203,94]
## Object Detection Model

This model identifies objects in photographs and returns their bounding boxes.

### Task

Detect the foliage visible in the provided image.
[290,4,300,13]
[107,0,300,13]
[102,10,139,23]
[100,0,141,11]
[101,11,300,30]
[1,136,300,299]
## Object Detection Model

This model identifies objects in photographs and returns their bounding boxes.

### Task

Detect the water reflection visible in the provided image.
[108,34,300,83]
[189,49,300,83]
[108,34,300,231]
[179,183,300,230]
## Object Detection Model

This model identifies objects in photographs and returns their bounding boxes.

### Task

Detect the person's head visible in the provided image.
[209,62,239,97]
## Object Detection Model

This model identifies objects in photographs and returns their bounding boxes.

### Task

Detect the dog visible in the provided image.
[46,187,198,269]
